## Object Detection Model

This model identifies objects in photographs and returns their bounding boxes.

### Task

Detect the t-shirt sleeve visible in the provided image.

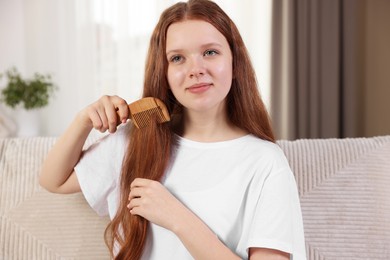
[74,125,129,216]
[245,148,306,259]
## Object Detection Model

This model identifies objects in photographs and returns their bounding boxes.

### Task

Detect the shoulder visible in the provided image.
[78,122,131,169]
[244,135,287,160]
[242,135,292,176]
[86,122,131,151]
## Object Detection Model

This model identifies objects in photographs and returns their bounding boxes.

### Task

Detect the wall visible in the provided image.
[0,0,25,72]
[0,0,273,137]
[2,0,388,138]
[0,0,27,136]
[0,0,81,137]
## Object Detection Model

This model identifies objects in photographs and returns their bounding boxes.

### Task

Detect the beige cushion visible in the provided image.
[1,136,390,259]
[0,137,110,259]
[279,136,390,259]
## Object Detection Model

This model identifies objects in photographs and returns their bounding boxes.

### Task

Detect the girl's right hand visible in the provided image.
[80,95,130,133]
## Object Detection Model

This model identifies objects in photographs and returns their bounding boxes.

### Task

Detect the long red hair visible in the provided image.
[105,0,275,259]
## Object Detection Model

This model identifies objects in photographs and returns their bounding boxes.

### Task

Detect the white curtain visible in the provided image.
[1,0,272,136]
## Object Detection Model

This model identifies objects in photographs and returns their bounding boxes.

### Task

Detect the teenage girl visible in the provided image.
[40,0,306,259]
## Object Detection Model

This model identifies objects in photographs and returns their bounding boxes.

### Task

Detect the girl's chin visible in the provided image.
[183,102,227,114]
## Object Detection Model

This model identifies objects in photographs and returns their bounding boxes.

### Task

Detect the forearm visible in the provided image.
[129,178,242,259]
[39,112,92,193]
[173,207,241,260]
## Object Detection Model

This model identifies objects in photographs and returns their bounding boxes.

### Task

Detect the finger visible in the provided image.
[128,204,144,217]
[127,195,148,212]
[127,197,150,220]
[89,105,109,132]
[100,97,120,133]
[127,197,139,209]
[112,96,129,124]
[128,187,143,200]
[130,178,153,189]
[88,109,103,130]
[127,199,142,216]
[105,106,119,133]
[96,106,110,132]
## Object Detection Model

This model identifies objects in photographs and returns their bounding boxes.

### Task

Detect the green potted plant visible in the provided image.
[0,67,56,110]
[0,67,57,137]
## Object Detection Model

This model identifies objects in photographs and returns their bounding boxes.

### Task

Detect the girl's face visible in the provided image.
[166,20,233,114]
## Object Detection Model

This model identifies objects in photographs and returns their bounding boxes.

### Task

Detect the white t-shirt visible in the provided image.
[75,124,307,260]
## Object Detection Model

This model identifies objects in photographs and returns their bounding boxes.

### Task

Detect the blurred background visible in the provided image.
[0,0,389,140]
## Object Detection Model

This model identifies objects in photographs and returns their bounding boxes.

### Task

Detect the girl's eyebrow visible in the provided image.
[166,42,223,56]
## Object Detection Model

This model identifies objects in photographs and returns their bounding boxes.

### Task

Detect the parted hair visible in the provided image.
[105,0,275,259]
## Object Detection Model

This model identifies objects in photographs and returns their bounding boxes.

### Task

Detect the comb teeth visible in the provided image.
[132,107,167,128]
[128,97,170,129]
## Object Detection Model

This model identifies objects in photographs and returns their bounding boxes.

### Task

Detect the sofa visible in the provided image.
[1,135,389,259]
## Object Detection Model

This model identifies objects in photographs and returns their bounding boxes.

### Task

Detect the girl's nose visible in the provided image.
[188,57,206,78]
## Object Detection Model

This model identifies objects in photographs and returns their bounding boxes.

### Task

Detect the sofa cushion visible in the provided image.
[1,136,390,259]
[279,136,390,259]
[0,137,110,259]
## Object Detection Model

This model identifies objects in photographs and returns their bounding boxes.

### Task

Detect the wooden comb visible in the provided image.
[128,97,170,129]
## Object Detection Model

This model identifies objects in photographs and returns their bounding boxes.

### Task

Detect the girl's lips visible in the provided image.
[186,83,212,94]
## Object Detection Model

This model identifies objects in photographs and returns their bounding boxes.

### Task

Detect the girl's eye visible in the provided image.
[170,55,183,63]
[204,49,218,56]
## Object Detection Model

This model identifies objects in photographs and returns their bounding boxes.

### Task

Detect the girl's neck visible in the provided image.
[173,109,248,143]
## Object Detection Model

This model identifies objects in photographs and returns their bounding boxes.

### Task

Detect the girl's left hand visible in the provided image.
[128,179,243,260]
[127,178,186,231]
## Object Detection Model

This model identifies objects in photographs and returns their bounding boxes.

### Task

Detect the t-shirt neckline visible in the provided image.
[176,134,252,149]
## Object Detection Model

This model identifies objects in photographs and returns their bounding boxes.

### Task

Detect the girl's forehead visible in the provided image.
[167,19,218,34]
[166,20,228,50]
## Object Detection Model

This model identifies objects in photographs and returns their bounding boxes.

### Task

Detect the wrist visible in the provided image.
[75,110,93,131]
[170,206,196,236]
